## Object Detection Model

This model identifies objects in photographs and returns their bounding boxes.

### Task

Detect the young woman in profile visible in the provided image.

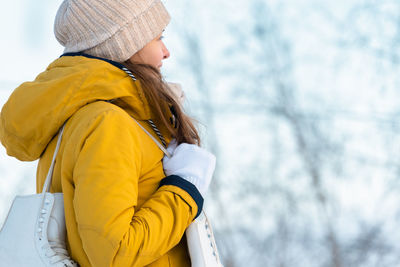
[0,0,216,266]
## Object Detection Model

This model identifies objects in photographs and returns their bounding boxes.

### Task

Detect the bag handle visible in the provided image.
[132,118,171,158]
[41,124,65,194]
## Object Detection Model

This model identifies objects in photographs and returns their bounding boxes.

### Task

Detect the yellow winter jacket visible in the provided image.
[0,54,202,266]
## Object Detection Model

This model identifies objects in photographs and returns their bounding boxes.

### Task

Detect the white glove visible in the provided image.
[163,140,216,197]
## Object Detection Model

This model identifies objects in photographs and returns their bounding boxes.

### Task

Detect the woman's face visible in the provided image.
[128,33,170,70]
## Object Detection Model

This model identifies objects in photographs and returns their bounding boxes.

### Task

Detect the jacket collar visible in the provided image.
[61,52,129,73]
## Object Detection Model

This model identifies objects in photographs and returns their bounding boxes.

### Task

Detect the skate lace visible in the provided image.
[43,241,78,266]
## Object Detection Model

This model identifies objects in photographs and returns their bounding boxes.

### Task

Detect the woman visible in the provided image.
[0,0,216,266]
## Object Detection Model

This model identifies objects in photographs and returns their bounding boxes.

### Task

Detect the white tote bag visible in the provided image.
[0,126,78,266]
[133,119,224,267]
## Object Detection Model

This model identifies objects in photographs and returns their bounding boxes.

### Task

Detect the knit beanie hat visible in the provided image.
[54,0,171,62]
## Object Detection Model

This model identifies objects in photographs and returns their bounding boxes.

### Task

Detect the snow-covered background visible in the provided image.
[1,0,400,266]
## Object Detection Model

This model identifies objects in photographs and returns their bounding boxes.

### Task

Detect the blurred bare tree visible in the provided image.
[169,0,400,266]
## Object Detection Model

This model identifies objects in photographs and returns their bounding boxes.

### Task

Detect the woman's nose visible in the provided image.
[163,44,170,59]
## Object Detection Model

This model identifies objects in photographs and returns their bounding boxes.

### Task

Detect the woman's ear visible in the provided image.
[128,51,141,65]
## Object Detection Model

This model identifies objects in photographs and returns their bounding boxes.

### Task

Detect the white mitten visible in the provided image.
[163,140,216,197]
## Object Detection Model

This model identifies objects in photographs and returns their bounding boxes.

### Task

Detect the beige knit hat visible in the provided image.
[54,0,171,62]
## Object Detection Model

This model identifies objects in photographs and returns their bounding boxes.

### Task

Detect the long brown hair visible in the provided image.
[123,61,200,145]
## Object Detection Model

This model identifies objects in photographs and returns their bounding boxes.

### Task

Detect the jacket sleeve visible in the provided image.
[71,109,201,267]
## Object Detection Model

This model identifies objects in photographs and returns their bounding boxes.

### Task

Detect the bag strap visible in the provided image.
[117,65,171,157]
[41,124,65,194]
[132,118,171,158]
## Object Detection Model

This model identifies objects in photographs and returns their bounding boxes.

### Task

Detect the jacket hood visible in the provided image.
[0,54,155,161]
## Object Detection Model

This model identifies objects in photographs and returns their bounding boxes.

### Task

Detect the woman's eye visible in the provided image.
[159,36,165,41]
